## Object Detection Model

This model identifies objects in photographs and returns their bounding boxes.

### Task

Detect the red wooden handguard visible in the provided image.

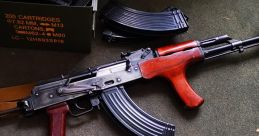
[47,103,69,136]
[157,40,199,56]
[139,46,204,108]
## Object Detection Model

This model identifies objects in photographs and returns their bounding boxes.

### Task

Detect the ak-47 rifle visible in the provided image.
[0,35,258,136]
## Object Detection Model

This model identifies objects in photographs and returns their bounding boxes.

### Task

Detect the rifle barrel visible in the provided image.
[203,36,259,59]
[243,36,259,47]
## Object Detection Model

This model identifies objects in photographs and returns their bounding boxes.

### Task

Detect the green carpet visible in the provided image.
[0,0,258,136]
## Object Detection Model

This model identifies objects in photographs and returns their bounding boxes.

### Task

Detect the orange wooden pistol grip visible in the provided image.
[140,47,204,108]
[47,103,69,136]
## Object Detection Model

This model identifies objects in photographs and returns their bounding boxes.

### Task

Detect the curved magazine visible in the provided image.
[101,86,175,136]
[101,3,188,36]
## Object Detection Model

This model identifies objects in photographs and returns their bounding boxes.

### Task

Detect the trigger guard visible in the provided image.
[68,99,94,117]
[74,102,92,110]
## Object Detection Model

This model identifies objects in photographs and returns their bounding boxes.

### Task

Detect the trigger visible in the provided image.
[68,96,100,117]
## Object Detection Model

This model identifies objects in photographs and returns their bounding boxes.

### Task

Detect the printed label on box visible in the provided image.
[4,13,66,45]
[0,1,94,52]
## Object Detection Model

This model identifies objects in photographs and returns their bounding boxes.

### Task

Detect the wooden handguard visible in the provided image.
[47,103,69,136]
[139,41,204,108]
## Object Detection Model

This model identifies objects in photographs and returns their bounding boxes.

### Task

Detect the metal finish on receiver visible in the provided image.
[20,48,155,115]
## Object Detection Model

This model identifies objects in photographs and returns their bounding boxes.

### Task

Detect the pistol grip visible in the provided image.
[140,47,204,108]
[162,69,204,108]
[47,103,69,136]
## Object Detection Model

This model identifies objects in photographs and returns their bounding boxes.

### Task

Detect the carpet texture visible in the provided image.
[0,0,258,136]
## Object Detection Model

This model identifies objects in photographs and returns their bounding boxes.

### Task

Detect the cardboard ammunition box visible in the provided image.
[0,0,98,52]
